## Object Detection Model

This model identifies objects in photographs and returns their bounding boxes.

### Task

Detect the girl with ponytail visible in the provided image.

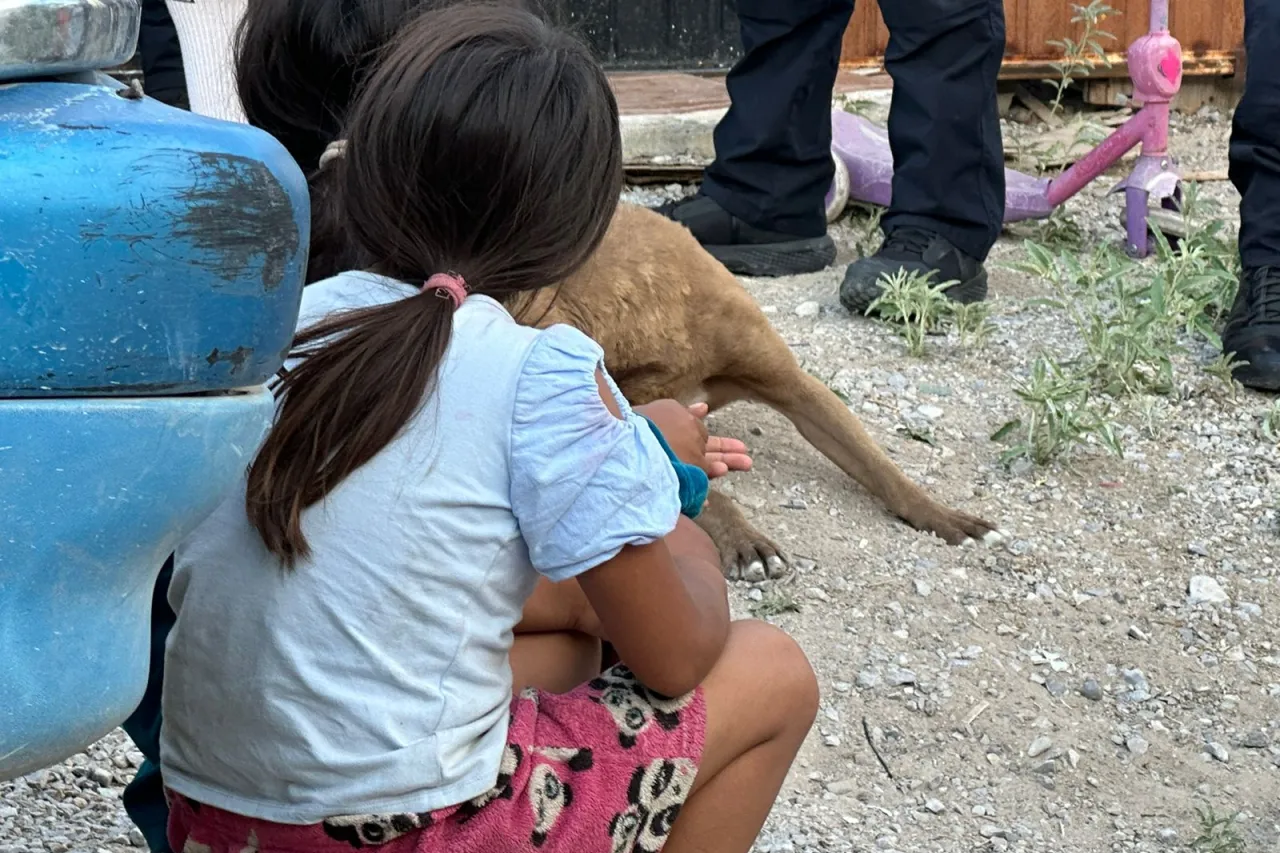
[157,6,817,852]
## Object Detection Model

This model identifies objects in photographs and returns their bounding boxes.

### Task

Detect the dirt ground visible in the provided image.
[3,106,1278,853]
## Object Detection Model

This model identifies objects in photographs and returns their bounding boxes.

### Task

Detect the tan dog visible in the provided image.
[511,204,1003,580]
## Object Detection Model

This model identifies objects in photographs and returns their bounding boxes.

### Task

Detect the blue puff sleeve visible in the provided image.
[509,324,682,582]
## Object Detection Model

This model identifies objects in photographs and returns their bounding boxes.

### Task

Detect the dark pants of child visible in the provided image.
[120,556,175,853]
[136,0,188,108]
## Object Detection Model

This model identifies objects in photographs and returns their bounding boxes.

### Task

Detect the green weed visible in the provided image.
[1045,2,1118,114]
[752,591,801,618]
[951,301,996,351]
[1262,400,1280,443]
[1190,806,1247,853]
[1009,218,1239,399]
[992,354,1124,466]
[845,201,885,259]
[866,270,955,358]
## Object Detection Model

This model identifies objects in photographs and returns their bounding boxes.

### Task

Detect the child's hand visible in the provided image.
[636,400,752,479]
[704,431,752,478]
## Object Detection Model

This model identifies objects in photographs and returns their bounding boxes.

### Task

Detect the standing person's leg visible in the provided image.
[136,0,188,109]
[839,0,1005,313]
[655,0,855,278]
[1223,0,1280,391]
[121,557,176,853]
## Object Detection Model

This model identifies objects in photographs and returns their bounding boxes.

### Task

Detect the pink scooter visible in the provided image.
[825,0,1185,258]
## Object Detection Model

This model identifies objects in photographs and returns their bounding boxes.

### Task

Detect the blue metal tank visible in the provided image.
[0,0,309,779]
[0,77,309,394]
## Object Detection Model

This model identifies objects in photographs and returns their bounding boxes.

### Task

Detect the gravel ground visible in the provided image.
[5,105,1278,853]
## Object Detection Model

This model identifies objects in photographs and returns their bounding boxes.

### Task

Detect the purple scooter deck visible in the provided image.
[829,109,1055,223]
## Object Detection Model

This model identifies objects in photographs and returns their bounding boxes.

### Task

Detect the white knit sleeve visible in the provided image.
[164,0,250,124]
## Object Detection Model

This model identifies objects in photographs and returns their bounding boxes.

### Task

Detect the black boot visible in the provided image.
[838,227,988,314]
[654,194,837,278]
[1222,266,1280,391]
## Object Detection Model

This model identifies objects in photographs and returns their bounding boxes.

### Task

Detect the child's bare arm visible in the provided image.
[578,372,730,697]
[578,535,728,698]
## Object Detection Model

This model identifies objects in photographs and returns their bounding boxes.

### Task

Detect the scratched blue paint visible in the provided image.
[0,75,310,395]
[0,391,274,780]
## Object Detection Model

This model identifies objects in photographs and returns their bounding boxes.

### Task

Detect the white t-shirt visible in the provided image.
[159,271,680,824]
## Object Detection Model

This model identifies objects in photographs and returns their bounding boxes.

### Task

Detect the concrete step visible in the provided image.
[612,69,893,173]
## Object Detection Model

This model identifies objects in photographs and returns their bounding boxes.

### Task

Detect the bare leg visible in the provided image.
[510,631,602,694]
[516,576,601,637]
[665,620,819,853]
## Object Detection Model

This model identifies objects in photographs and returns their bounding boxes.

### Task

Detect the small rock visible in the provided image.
[823,733,841,748]
[1081,679,1104,701]
[1236,602,1263,620]
[129,829,147,848]
[1187,541,1211,557]
[794,300,821,317]
[1156,827,1179,845]
[916,404,944,421]
[887,667,917,686]
[1188,575,1229,606]
[1206,742,1230,763]
[1045,678,1068,698]
[1125,735,1149,756]
[856,669,881,689]
[1127,625,1150,642]
[87,767,113,787]
[1027,735,1053,758]
[1241,730,1270,749]
[979,825,1010,840]
[913,579,932,597]
[924,798,946,814]
[825,778,858,795]
[1119,668,1152,702]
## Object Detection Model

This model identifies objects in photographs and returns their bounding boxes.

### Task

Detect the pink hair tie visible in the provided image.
[425,272,468,309]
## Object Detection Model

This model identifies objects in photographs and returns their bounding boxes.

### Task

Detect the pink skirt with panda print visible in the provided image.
[165,664,706,853]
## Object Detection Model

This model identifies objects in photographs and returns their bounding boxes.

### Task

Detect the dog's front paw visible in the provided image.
[718,531,788,583]
[909,501,1006,547]
[695,491,789,582]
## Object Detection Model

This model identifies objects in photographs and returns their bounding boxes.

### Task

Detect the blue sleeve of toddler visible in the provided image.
[509,325,681,583]
[640,416,709,519]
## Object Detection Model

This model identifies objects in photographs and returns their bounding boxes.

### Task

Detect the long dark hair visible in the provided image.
[235,0,545,281]
[244,3,622,566]
[235,0,420,279]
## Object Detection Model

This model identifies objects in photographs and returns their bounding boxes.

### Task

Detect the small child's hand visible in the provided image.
[636,400,752,479]
[704,431,752,478]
